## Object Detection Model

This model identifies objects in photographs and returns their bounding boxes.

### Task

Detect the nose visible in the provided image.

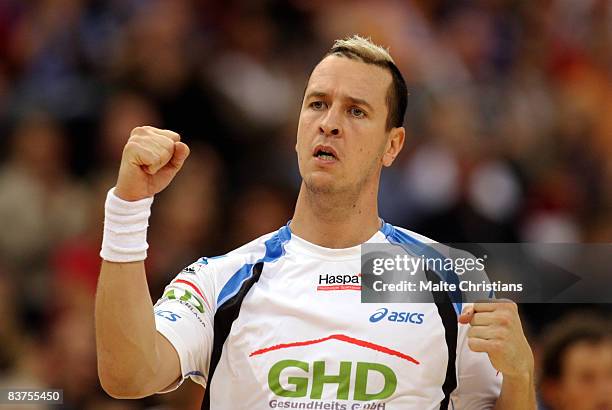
[319,109,342,137]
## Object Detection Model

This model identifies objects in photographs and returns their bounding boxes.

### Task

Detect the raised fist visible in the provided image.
[115,126,190,201]
[459,301,534,379]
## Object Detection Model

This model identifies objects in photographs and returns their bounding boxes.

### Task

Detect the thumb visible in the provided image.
[169,141,190,170]
[458,306,474,324]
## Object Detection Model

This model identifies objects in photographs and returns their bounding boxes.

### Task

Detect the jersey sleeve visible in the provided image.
[450,309,503,409]
[152,233,271,394]
[153,259,216,392]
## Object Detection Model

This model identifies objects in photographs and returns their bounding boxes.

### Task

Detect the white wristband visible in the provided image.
[100,187,154,262]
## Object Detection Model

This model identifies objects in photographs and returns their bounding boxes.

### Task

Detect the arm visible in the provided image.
[493,371,536,410]
[95,126,190,398]
[96,260,181,398]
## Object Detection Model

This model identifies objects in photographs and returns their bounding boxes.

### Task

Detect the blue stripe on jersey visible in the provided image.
[217,225,291,307]
[197,255,227,265]
[379,220,395,238]
[380,222,462,315]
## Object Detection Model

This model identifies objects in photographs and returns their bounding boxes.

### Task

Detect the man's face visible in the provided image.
[296,55,401,195]
[550,341,612,410]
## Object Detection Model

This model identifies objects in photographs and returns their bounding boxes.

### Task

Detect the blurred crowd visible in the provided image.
[0,0,610,408]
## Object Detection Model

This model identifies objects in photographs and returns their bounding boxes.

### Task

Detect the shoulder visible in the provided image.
[385,223,480,261]
[381,222,439,245]
[207,231,276,264]
[186,225,291,277]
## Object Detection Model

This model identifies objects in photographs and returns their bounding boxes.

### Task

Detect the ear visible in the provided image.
[382,127,405,167]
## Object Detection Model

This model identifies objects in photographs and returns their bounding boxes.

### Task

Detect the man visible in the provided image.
[539,313,612,410]
[96,35,535,409]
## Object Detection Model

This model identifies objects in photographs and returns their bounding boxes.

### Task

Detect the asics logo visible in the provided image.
[369,308,425,324]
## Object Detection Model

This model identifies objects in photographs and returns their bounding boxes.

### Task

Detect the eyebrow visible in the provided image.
[304,90,375,113]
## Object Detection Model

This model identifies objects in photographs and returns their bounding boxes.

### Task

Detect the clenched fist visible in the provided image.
[115,126,190,201]
[459,300,534,378]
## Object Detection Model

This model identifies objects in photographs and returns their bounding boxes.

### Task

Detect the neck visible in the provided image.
[290,180,381,248]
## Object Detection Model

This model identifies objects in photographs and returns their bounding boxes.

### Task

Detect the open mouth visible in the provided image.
[313,145,338,161]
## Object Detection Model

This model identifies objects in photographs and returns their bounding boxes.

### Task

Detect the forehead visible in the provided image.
[306,55,392,107]
[563,341,612,373]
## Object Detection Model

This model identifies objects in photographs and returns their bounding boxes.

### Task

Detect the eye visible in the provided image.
[310,101,326,110]
[349,107,366,118]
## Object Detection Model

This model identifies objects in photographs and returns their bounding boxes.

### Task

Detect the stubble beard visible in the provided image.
[303,159,380,210]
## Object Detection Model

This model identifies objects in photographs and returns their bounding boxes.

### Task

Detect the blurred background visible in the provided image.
[0,0,610,409]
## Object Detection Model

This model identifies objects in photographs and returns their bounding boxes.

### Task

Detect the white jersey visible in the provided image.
[154,222,501,410]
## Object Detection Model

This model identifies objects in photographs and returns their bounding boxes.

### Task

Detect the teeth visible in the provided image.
[319,154,335,160]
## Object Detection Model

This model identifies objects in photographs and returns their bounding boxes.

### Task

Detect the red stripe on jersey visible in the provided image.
[317,285,362,291]
[249,334,419,364]
[173,279,210,309]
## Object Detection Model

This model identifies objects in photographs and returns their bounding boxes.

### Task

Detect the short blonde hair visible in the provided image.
[325,35,407,130]
[330,35,395,65]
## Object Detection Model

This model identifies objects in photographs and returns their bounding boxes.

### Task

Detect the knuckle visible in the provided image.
[497,314,510,326]
[130,126,146,136]
[130,132,153,145]
[123,141,139,154]
[159,135,175,148]
[160,129,180,141]
[131,125,158,137]
[129,134,145,144]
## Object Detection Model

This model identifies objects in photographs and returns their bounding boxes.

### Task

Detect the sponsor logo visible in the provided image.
[317,273,361,291]
[155,310,181,322]
[163,286,206,313]
[170,278,210,309]
[185,370,205,378]
[182,266,196,274]
[251,334,419,405]
[369,308,424,324]
[268,360,396,401]
[176,299,207,327]
[154,297,206,327]
[269,400,386,409]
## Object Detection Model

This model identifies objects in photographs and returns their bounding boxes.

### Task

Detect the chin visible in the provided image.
[303,173,340,194]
